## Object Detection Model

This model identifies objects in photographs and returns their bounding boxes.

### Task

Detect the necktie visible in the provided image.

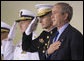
[53,31,59,42]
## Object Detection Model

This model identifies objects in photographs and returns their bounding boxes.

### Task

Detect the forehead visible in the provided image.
[52,5,62,11]
[19,20,31,23]
[1,32,9,34]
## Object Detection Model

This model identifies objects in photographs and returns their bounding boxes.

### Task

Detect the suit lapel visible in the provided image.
[57,24,71,43]
[50,25,71,57]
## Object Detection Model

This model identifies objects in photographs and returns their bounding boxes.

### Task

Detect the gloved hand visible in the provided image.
[7,22,17,41]
[25,17,38,35]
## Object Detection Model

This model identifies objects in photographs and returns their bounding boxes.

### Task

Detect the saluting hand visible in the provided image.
[25,17,38,35]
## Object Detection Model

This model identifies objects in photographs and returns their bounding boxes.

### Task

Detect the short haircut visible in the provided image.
[55,2,73,22]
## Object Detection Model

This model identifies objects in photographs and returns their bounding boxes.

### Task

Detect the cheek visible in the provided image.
[54,15,60,20]
[41,19,46,24]
[22,24,28,30]
[20,24,25,30]
[1,34,3,39]
[20,24,28,33]
[55,14,62,22]
[44,19,49,26]
[52,15,60,25]
[25,24,29,29]
[1,33,8,40]
[48,20,52,25]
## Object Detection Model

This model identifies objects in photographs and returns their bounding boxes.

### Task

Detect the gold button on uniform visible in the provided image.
[45,43,47,46]
[42,50,45,53]
[50,31,52,34]
[47,36,49,39]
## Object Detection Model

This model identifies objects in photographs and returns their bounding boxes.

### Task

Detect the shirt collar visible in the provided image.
[58,23,69,34]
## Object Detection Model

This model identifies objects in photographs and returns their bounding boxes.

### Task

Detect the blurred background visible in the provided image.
[1,1,83,45]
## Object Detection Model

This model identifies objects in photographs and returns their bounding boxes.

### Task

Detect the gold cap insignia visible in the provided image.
[20,11,22,17]
[38,9,51,17]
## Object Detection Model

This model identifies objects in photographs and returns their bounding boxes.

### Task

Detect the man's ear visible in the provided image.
[64,13,68,20]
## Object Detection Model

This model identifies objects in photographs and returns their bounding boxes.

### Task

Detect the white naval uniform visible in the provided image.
[1,39,14,60]
[13,32,40,60]
[1,32,40,60]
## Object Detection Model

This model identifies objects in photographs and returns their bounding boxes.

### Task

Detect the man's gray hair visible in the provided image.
[55,2,73,22]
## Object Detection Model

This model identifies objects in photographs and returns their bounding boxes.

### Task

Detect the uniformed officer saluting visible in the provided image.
[22,4,58,60]
[14,9,39,60]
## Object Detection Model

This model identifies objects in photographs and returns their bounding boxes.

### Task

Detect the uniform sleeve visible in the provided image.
[22,32,42,52]
[3,40,15,60]
[71,32,83,60]
[22,32,32,51]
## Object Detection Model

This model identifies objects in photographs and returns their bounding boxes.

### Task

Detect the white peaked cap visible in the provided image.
[19,9,36,17]
[16,9,36,22]
[35,4,54,11]
[1,21,11,30]
[35,4,54,16]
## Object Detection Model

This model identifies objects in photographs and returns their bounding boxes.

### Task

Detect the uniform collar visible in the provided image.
[50,27,57,35]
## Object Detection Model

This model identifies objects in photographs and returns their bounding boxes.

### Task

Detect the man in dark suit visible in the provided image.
[46,2,83,60]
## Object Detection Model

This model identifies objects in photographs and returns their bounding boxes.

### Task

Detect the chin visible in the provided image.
[42,26,47,29]
[53,23,56,26]
[21,30,24,34]
[42,27,45,29]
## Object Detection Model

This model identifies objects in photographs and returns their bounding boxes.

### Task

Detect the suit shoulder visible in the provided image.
[68,25,82,36]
